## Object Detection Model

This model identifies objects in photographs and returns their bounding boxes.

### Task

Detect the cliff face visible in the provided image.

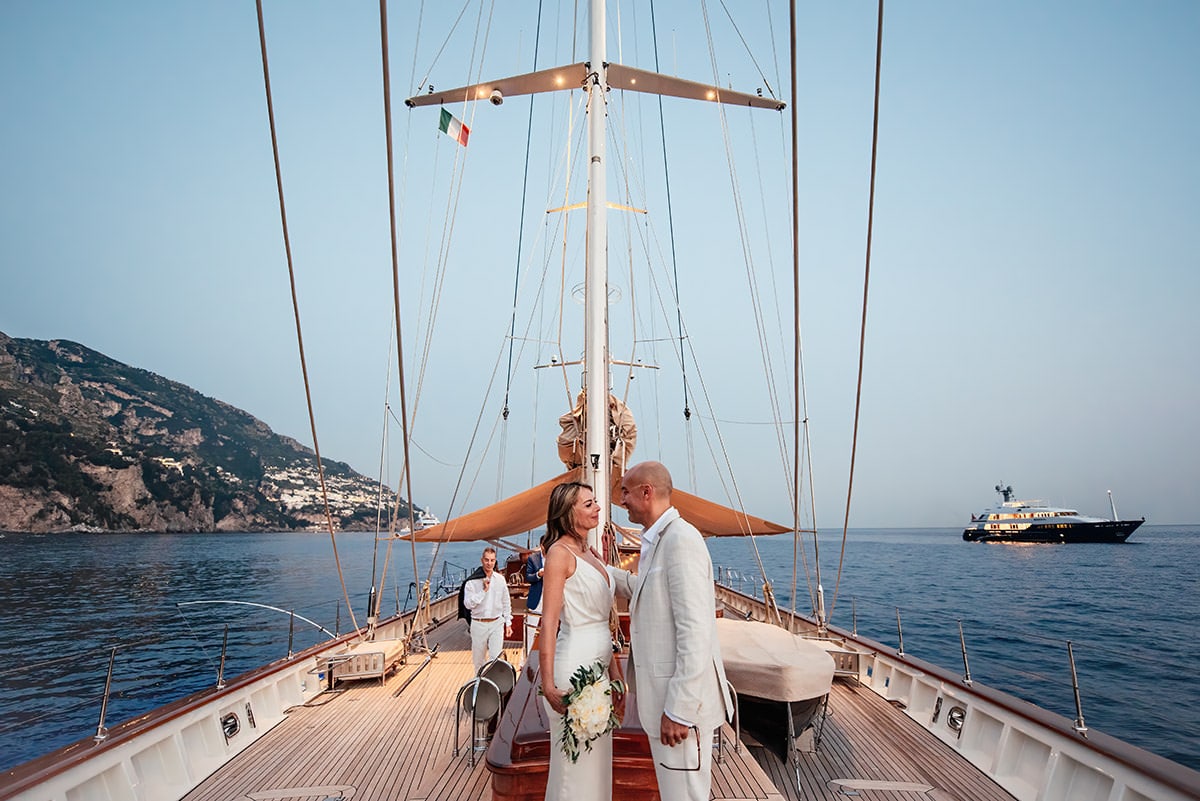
[0,331,412,533]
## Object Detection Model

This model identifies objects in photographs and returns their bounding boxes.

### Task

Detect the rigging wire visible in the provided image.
[413,6,599,585]
[371,0,427,615]
[647,3,701,493]
[412,0,474,94]
[716,0,780,100]
[408,0,499,592]
[502,0,545,420]
[617,196,779,598]
[375,0,423,638]
[254,0,362,640]
[746,110,796,498]
[647,0,691,426]
[604,81,653,429]
[392,0,497,583]
[792,18,822,629]
[371,349,395,604]
[787,0,819,622]
[548,95,589,412]
[385,403,462,466]
[409,0,500,442]
[830,0,886,623]
[602,91,773,546]
[497,0,546,509]
[686,0,790,617]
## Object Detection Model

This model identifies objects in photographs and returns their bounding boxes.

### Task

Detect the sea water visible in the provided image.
[0,526,1196,774]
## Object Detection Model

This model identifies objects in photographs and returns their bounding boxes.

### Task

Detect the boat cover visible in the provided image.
[716,618,835,702]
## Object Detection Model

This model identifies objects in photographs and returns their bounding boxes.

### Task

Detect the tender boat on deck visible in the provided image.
[715,618,834,762]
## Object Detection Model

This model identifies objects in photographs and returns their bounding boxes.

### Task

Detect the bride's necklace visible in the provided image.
[569,532,600,562]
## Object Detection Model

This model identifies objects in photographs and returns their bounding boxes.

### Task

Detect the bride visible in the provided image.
[538,481,623,800]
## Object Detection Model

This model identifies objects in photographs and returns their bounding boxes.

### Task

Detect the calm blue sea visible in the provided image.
[0,526,1197,774]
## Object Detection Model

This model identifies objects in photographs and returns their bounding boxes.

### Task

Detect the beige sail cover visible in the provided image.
[716,618,835,702]
[557,392,637,472]
[404,470,581,543]
[670,486,791,538]
[404,468,789,543]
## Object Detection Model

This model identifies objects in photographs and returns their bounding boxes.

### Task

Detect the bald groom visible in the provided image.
[611,461,731,801]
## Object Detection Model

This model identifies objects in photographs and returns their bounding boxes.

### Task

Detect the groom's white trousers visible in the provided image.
[648,725,715,801]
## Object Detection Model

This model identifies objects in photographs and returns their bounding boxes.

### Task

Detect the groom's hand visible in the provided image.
[659,715,690,746]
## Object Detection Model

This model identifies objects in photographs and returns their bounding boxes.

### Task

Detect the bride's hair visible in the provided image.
[542,481,593,552]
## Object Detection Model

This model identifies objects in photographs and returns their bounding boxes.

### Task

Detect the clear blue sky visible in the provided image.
[2,1,1197,528]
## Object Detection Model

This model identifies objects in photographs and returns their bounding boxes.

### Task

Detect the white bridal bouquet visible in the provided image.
[559,661,624,763]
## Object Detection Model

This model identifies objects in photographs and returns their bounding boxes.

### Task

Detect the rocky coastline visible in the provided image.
[0,331,412,533]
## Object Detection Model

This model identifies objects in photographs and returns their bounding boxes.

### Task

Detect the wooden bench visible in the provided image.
[804,636,864,684]
[329,638,407,686]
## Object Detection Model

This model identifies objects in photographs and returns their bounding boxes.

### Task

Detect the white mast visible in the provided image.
[583,0,610,549]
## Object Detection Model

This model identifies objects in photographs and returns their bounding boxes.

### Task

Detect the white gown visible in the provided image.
[543,552,616,801]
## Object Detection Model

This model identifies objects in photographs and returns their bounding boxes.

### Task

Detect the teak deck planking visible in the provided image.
[182,620,1012,801]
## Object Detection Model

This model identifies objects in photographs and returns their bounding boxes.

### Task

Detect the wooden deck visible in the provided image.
[745,680,1016,800]
[182,620,1012,801]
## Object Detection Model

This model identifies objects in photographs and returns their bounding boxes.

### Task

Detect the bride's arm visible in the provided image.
[609,650,627,721]
[538,543,571,714]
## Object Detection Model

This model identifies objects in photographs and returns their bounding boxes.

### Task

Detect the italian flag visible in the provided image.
[439,108,469,147]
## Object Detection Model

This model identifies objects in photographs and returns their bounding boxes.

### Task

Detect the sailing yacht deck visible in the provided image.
[180,619,1013,801]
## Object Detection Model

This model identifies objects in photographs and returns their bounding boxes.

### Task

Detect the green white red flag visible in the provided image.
[439,108,469,147]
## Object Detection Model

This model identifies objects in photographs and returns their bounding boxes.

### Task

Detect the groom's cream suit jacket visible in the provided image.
[612,508,732,738]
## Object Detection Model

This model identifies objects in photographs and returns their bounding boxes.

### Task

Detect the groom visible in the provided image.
[612,461,731,801]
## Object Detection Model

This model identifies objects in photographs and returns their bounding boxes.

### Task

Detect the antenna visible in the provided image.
[1108,490,1118,521]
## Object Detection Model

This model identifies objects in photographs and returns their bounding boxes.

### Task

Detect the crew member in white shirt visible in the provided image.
[463,546,513,671]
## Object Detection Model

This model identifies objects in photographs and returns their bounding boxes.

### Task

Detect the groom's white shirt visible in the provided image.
[638,505,676,557]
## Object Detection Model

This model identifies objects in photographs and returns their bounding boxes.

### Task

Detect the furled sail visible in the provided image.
[557,392,637,472]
